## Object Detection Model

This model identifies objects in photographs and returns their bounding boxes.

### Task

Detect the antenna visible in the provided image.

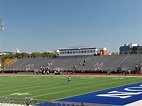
[0,19,4,31]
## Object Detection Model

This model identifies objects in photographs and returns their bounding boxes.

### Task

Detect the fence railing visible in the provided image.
[0,97,111,106]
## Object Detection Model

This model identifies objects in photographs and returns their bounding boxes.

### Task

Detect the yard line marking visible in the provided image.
[3,77,138,98]
[56,82,142,105]
[54,82,142,101]
[10,93,31,96]
[113,77,123,79]
[0,75,96,89]
[19,77,112,93]
[0,75,140,89]
[31,78,137,98]
[2,77,110,97]
[0,76,107,94]
[1,76,141,98]
[0,76,55,89]
[0,76,76,91]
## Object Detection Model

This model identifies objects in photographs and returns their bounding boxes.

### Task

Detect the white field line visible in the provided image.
[31,77,136,98]
[54,80,142,101]
[0,79,62,90]
[0,74,141,77]
[0,80,63,94]
[0,75,92,88]
[0,75,64,84]
[1,76,141,97]
[0,76,60,88]
[0,76,140,93]
[75,75,142,78]
[0,75,141,88]
[0,76,74,92]
[0,79,41,89]
[1,77,109,97]
[0,103,28,106]
[1,81,141,106]
[30,78,141,96]
[15,77,111,93]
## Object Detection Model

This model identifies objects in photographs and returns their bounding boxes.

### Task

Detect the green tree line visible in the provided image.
[1,52,55,59]
[0,52,58,68]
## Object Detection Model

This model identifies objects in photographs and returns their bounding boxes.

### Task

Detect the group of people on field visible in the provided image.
[34,66,49,75]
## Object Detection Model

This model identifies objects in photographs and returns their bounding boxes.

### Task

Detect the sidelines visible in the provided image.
[56,82,142,106]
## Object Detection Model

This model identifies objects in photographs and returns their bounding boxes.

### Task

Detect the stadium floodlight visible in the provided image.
[0,19,4,71]
[0,19,4,31]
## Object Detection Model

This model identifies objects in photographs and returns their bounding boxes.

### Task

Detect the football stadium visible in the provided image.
[0,1,142,105]
[0,20,142,105]
[0,45,142,106]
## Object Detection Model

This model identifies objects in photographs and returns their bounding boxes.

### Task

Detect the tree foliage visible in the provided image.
[111,52,119,55]
[0,51,55,68]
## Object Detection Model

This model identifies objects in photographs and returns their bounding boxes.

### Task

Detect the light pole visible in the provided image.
[0,19,4,71]
[0,19,4,31]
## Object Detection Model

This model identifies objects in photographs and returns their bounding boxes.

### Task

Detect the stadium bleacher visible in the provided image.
[2,54,142,74]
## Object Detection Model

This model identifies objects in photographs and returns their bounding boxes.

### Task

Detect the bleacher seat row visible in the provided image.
[3,54,142,73]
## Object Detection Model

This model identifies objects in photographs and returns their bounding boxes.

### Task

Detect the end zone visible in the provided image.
[57,82,142,106]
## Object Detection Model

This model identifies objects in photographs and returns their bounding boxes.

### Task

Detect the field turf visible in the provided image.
[0,74,141,101]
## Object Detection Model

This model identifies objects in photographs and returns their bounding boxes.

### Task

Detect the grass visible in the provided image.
[0,74,141,101]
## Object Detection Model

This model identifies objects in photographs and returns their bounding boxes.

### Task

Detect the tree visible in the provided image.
[31,52,42,57]
[42,52,54,57]
[14,53,22,58]
[111,52,119,55]
[21,52,29,58]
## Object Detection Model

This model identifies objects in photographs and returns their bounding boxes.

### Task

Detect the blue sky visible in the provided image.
[0,0,142,53]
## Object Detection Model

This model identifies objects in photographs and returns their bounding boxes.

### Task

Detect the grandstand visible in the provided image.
[54,47,108,56]
[2,54,142,74]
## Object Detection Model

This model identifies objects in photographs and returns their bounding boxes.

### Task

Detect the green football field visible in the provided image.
[0,74,141,101]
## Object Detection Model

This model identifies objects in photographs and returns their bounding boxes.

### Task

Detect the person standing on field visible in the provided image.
[67,75,71,83]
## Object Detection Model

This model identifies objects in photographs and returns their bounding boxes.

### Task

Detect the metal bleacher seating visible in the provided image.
[3,54,142,73]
